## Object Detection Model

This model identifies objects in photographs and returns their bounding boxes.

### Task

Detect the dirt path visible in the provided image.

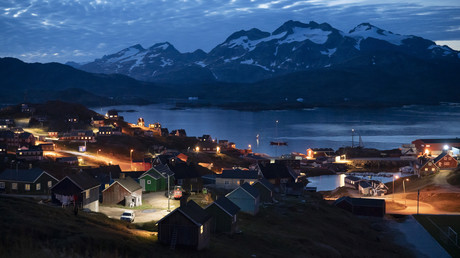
[433,170,460,192]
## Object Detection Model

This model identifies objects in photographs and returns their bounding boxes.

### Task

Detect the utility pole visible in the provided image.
[167,175,171,212]
[417,189,420,215]
[351,129,355,148]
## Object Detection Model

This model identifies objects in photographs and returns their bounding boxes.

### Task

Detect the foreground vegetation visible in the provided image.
[0,194,415,257]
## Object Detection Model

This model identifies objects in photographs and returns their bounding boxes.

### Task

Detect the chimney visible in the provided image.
[180,194,189,208]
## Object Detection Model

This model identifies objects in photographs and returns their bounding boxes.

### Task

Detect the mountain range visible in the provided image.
[69,20,460,84]
[2,20,460,109]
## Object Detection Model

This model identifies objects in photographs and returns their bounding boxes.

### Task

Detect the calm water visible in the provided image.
[95,104,460,156]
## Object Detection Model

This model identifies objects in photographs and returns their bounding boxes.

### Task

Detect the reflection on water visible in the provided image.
[95,104,460,156]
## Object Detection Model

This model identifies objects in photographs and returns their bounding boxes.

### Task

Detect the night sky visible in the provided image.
[1,0,460,63]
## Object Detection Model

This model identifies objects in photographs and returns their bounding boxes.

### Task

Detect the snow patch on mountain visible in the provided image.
[241,59,271,71]
[278,27,331,45]
[320,48,337,57]
[160,57,173,67]
[154,43,170,50]
[195,61,206,67]
[349,24,410,46]
[223,32,286,51]
[107,47,142,63]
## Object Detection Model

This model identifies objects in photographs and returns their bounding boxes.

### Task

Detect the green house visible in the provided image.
[139,164,174,192]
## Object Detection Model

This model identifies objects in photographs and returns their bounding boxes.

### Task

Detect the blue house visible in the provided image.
[225,182,260,215]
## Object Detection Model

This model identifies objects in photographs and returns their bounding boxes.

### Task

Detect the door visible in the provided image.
[140,179,145,190]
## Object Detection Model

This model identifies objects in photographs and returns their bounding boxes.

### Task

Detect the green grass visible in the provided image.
[414,215,460,257]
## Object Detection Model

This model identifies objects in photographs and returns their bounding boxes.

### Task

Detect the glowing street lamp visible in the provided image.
[97,149,101,156]
[130,149,134,170]
[248,144,252,150]
[444,145,449,151]
[195,146,200,152]
[403,178,410,206]
[216,146,221,154]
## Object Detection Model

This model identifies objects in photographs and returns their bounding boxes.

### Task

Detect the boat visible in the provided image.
[270,141,288,146]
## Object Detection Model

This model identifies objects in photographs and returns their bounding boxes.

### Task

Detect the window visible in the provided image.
[0,182,5,189]
[200,225,204,234]
[47,181,52,188]
[445,162,450,166]
[12,183,17,190]
[25,184,30,191]
[432,168,435,172]
[426,145,431,147]
[85,190,90,199]
[439,162,442,166]
[36,183,41,191]
[105,184,109,189]
[425,168,428,171]
[147,180,151,184]
[249,181,254,185]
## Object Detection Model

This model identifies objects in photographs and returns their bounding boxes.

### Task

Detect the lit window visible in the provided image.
[426,145,431,147]
[249,181,254,185]
[48,181,52,188]
[425,168,428,171]
[200,225,204,234]
[36,183,41,190]
[12,183,17,190]
[25,184,30,191]
[105,184,109,189]
[85,190,90,199]
[0,182,5,189]
[432,168,435,172]
[439,162,442,166]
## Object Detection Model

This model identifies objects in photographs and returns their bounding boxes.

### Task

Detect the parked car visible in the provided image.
[120,211,135,222]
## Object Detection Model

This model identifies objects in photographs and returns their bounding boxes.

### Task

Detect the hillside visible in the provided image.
[0,195,415,257]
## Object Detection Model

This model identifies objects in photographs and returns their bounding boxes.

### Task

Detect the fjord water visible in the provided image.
[96,104,460,156]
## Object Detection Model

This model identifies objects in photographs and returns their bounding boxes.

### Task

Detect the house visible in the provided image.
[137,117,145,127]
[195,141,219,154]
[433,152,458,169]
[334,196,386,217]
[412,138,460,156]
[102,177,142,207]
[48,132,58,138]
[106,109,119,119]
[97,126,115,136]
[0,168,58,194]
[0,131,36,148]
[157,199,212,250]
[225,182,260,215]
[204,196,240,234]
[21,103,35,113]
[344,175,361,189]
[38,143,54,151]
[83,165,122,192]
[91,115,105,127]
[160,128,169,137]
[0,118,14,129]
[66,115,79,124]
[252,179,274,203]
[165,159,212,192]
[59,130,96,143]
[414,159,439,176]
[215,169,258,190]
[56,156,79,165]
[170,129,187,137]
[358,181,372,196]
[0,120,9,130]
[198,135,213,142]
[16,146,43,161]
[306,148,335,159]
[139,164,174,192]
[256,162,296,190]
[51,173,100,212]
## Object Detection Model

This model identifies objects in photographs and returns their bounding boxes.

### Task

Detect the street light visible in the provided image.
[130,149,134,170]
[97,149,101,156]
[393,175,399,201]
[403,178,409,207]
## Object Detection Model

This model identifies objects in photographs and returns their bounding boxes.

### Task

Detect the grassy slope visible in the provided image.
[414,215,460,257]
[1,195,414,257]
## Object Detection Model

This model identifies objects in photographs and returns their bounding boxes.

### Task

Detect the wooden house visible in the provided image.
[252,179,274,203]
[91,115,105,127]
[170,129,187,137]
[334,196,385,217]
[256,163,296,190]
[56,157,78,165]
[215,169,258,190]
[165,160,212,192]
[106,109,119,119]
[307,148,335,159]
[51,173,100,212]
[414,159,439,176]
[16,145,43,161]
[358,181,372,196]
[195,141,219,154]
[412,138,460,156]
[0,168,58,195]
[433,152,458,169]
[344,175,361,189]
[59,130,96,143]
[102,177,142,207]
[225,182,260,215]
[83,165,122,192]
[157,200,212,250]
[139,164,174,192]
[204,196,240,234]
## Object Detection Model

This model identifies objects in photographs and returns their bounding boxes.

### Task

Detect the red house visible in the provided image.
[412,138,460,156]
[433,152,458,169]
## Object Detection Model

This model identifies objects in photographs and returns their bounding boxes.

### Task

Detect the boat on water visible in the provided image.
[270,141,288,146]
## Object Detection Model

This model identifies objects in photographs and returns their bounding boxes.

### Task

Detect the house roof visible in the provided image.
[0,168,56,183]
[227,182,260,199]
[104,177,142,193]
[334,196,385,207]
[157,200,211,226]
[209,196,240,217]
[359,181,372,188]
[65,172,100,190]
[345,175,361,182]
[433,152,449,164]
[253,178,274,191]
[83,165,122,184]
[18,132,33,139]
[258,163,295,180]
[217,169,258,179]
[140,164,174,180]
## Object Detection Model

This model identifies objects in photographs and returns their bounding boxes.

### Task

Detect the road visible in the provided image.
[56,149,133,171]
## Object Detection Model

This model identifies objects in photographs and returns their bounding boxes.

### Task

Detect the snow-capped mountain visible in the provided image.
[75,20,460,84]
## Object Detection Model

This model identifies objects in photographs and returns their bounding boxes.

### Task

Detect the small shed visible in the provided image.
[51,173,100,212]
[204,196,240,234]
[225,182,260,215]
[102,177,142,207]
[252,179,274,203]
[157,200,212,250]
[334,196,385,217]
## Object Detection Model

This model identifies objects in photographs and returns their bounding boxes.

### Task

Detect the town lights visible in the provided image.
[195,146,200,152]
[216,146,220,154]
[444,145,449,150]
[393,175,399,201]
[248,144,251,149]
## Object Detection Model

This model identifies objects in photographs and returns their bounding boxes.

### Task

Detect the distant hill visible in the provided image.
[0,57,170,106]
